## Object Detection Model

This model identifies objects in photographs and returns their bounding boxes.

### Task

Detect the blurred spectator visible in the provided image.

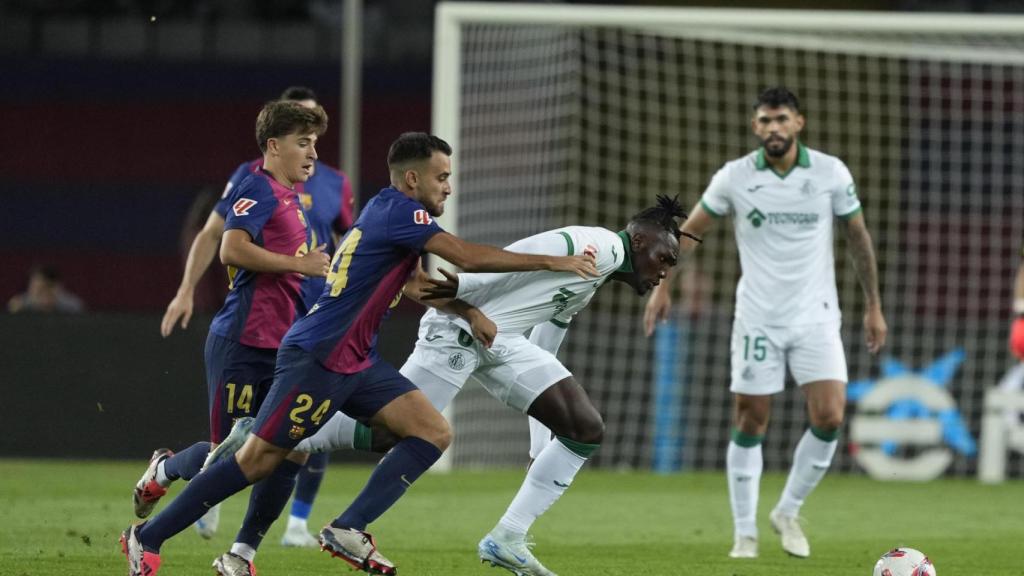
[8,264,85,314]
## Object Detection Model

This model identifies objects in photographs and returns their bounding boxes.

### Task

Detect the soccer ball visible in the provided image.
[872,547,936,576]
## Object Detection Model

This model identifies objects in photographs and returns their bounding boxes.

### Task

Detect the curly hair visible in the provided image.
[630,194,701,243]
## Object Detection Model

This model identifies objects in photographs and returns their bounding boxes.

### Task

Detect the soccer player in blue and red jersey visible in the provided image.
[123,100,330,575]
[120,132,598,576]
[150,87,349,548]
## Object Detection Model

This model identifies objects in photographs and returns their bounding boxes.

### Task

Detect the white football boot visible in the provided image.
[770,509,810,558]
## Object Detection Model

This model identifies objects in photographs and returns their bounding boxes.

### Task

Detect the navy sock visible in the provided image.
[291,452,329,519]
[332,437,441,531]
[235,459,302,549]
[138,457,250,552]
[162,441,210,481]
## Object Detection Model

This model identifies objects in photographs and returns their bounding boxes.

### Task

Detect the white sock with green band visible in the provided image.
[497,437,595,535]
[775,427,838,518]
[728,429,764,538]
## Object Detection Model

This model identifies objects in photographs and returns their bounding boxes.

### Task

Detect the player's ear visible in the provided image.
[404,168,419,189]
[794,113,806,132]
[266,137,279,156]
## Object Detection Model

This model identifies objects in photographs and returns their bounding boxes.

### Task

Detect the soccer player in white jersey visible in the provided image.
[644,87,887,559]
[283,195,685,575]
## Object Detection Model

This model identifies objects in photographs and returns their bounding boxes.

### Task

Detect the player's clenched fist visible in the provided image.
[1010,317,1024,359]
[298,244,331,277]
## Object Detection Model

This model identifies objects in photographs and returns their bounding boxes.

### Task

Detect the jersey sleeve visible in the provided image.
[215,161,255,219]
[387,199,445,251]
[223,179,278,241]
[832,160,862,218]
[700,166,732,218]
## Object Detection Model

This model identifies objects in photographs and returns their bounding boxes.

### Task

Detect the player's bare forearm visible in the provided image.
[424,233,596,276]
[221,229,305,275]
[177,212,225,294]
[844,215,882,310]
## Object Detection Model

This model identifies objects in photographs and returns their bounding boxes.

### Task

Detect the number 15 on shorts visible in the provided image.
[743,335,767,361]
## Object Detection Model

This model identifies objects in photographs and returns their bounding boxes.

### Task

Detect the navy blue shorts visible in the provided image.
[253,346,417,450]
[204,333,277,444]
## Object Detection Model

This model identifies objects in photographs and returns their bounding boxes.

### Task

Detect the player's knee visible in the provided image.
[571,413,605,445]
[811,408,844,432]
[418,416,452,451]
[735,411,769,435]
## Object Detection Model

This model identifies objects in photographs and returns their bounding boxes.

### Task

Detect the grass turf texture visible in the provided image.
[1,459,1021,575]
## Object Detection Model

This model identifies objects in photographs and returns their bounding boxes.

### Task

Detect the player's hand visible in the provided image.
[1009,317,1024,360]
[550,254,598,279]
[297,244,331,278]
[643,283,672,337]
[467,308,496,349]
[864,306,888,354]
[420,268,459,300]
[160,290,194,337]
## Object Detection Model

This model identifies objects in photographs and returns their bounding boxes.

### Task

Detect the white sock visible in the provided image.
[155,460,171,487]
[775,429,837,518]
[230,542,257,562]
[296,413,357,453]
[498,439,587,535]
[727,441,763,538]
[528,416,553,460]
[286,515,308,532]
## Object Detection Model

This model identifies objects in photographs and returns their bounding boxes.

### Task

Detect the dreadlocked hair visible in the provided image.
[630,194,701,243]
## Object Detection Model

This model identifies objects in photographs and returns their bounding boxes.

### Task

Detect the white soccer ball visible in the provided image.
[872,547,936,576]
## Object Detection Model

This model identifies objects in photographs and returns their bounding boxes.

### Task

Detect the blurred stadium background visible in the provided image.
[5,1,1024,575]
[2,0,1024,493]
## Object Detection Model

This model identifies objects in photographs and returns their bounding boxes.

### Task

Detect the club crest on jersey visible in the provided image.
[288,425,306,440]
[232,198,258,216]
[583,244,598,258]
[413,210,433,225]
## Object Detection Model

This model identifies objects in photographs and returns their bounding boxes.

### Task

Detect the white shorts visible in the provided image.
[401,316,571,413]
[729,316,848,396]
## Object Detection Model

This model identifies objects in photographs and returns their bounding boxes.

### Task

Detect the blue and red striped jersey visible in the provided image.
[209,169,311,349]
[283,187,444,373]
[216,158,353,314]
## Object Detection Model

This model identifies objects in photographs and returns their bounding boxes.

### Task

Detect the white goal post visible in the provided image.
[432,2,1024,474]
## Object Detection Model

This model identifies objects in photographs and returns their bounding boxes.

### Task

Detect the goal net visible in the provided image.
[432,3,1024,477]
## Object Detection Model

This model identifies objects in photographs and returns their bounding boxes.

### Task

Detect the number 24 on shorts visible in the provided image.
[289,394,331,425]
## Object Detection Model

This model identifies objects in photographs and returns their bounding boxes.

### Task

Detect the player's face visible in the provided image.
[631,230,679,296]
[752,105,804,158]
[274,132,319,185]
[412,151,453,217]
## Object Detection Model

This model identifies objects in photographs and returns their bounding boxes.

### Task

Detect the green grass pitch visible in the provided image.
[1,459,1022,575]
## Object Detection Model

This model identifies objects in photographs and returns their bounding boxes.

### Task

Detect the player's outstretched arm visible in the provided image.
[643,202,715,337]
[843,211,887,354]
[161,211,225,337]
[403,267,496,347]
[220,229,330,278]
[423,232,597,278]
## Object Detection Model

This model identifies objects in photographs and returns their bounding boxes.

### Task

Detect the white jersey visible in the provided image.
[422,226,629,334]
[700,144,862,326]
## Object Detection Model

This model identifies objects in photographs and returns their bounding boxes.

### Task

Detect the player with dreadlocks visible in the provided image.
[227,194,687,575]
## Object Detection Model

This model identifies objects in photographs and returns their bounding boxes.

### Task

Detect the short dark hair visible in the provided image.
[387,132,452,170]
[753,86,801,113]
[255,100,328,153]
[280,86,318,102]
[630,195,687,240]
